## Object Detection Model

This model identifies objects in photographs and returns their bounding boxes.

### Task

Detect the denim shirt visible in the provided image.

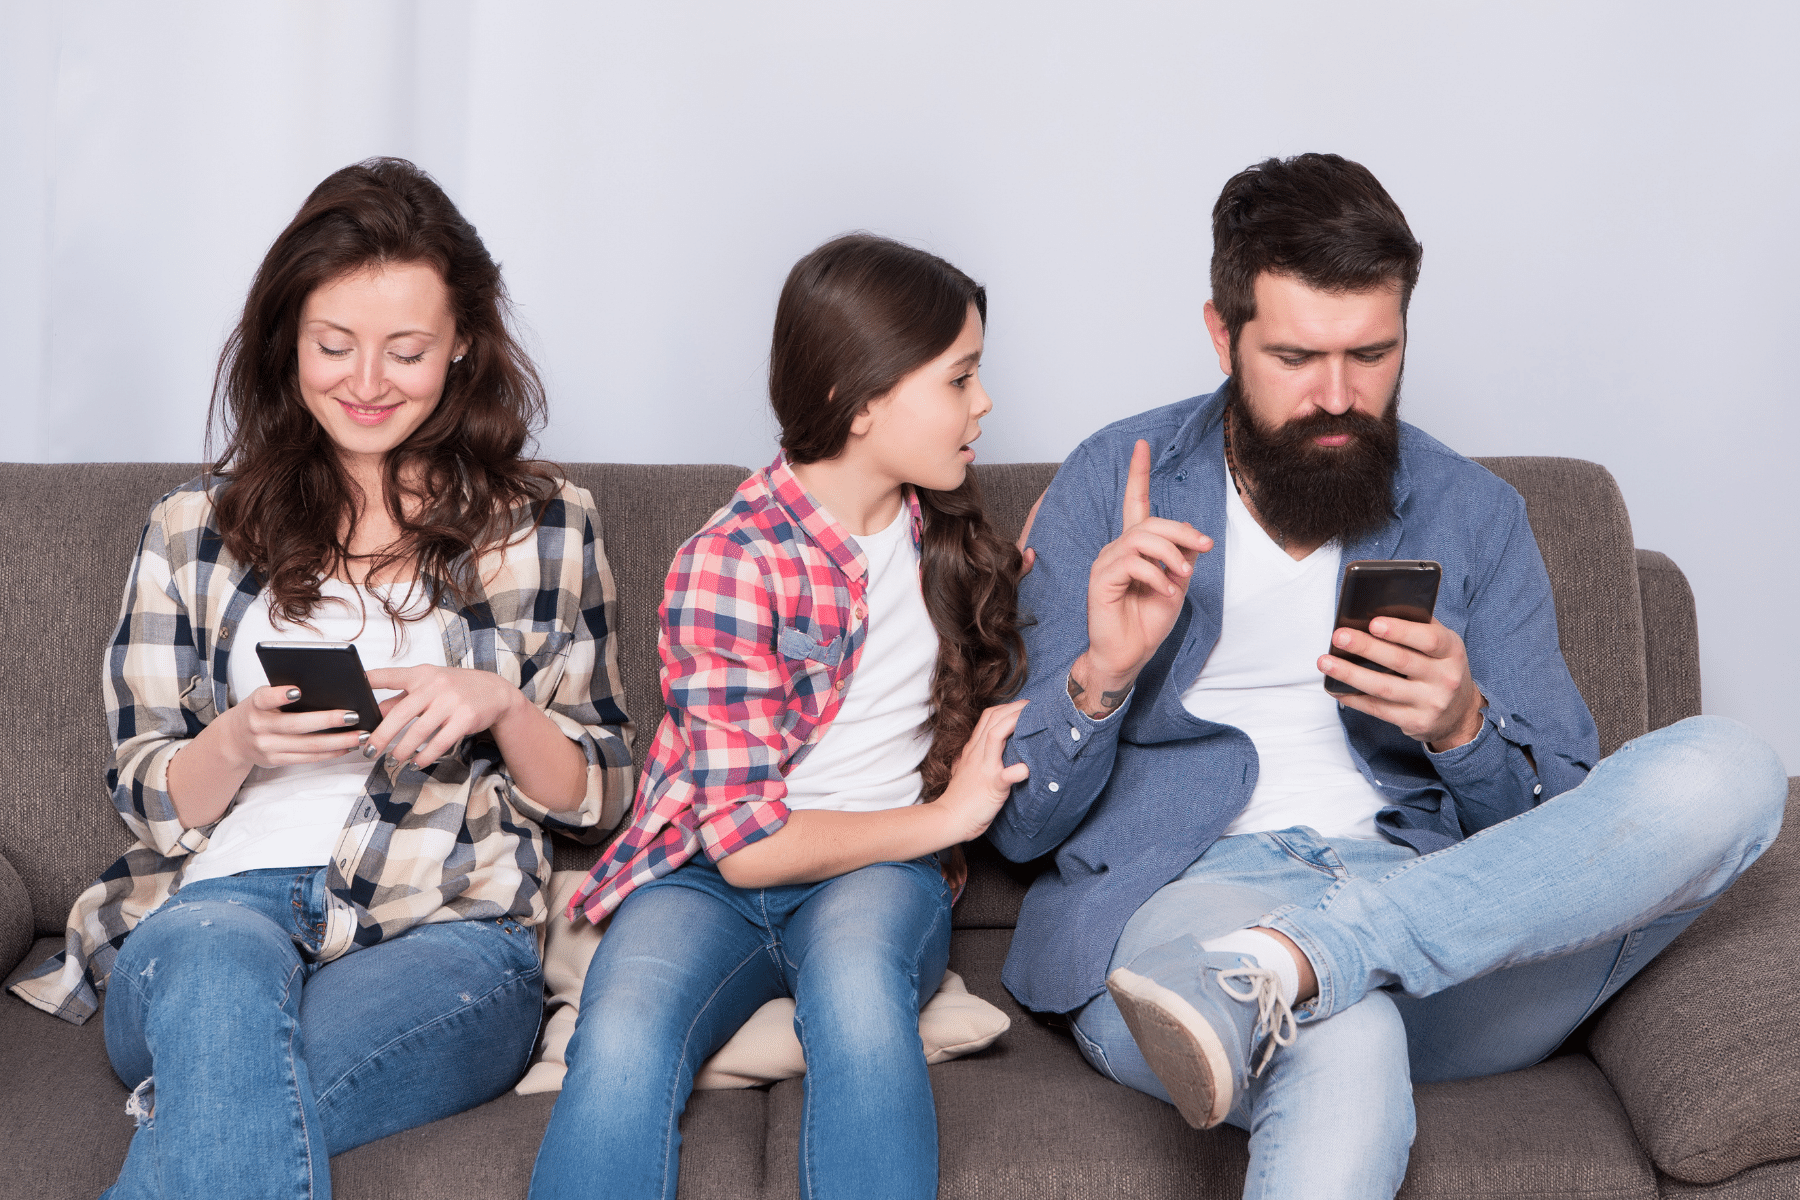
[990,386,1600,1014]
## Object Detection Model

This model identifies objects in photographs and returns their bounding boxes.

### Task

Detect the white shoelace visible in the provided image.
[1218,963,1298,1077]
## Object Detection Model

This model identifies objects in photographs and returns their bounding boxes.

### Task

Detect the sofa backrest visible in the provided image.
[0,455,1658,936]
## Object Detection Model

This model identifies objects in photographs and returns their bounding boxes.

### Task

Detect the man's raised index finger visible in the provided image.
[1122,439,1152,528]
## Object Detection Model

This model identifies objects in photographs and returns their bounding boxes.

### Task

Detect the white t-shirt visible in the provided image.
[782,503,938,813]
[1179,483,1390,841]
[182,578,449,884]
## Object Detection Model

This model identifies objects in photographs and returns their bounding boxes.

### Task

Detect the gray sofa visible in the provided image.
[2,457,1796,1198]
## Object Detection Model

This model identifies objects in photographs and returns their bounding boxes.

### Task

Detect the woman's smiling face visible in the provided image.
[295,261,467,468]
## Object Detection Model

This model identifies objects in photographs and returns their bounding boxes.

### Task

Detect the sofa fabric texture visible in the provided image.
[0,458,1791,1199]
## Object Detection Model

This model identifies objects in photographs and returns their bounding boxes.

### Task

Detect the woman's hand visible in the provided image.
[933,700,1031,843]
[364,664,589,808]
[217,686,369,770]
[167,686,368,829]
[363,665,523,768]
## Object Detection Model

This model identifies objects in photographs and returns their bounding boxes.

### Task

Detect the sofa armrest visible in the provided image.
[1589,777,1800,1184]
[1636,549,1702,730]
[0,844,31,981]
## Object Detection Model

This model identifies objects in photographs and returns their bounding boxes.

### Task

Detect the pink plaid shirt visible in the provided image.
[569,453,924,923]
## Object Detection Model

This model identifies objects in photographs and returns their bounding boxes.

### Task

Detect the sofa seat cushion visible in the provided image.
[1591,780,1800,1185]
[0,939,133,1200]
[329,1087,768,1200]
[0,936,765,1200]
[786,929,1656,1200]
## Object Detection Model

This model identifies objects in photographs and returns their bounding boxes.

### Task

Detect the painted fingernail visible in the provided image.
[358,731,371,745]
[342,711,359,725]
[362,744,376,759]
[286,688,301,701]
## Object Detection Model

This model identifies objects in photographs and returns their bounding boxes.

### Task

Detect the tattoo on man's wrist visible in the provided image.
[1067,672,1130,716]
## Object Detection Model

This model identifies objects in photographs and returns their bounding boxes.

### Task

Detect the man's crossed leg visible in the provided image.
[1091,716,1785,1199]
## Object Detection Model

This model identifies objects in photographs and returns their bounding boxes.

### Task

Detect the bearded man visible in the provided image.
[990,153,1786,1198]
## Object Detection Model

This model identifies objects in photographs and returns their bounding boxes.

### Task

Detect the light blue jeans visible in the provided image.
[1073,716,1788,1199]
[529,855,953,1200]
[101,867,544,1200]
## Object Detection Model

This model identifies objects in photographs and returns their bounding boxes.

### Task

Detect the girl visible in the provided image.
[11,158,633,1198]
[531,234,1028,1200]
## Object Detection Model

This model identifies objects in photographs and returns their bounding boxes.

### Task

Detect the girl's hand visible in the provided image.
[363,665,527,769]
[934,700,1031,843]
[215,685,369,771]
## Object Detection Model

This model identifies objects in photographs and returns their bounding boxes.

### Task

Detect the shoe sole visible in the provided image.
[1107,967,1233,1129]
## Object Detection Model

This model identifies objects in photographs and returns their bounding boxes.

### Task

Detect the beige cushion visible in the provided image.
[516,870,1011,1095]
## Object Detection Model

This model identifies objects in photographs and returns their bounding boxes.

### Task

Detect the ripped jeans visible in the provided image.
[530,855,953,1200]
[101,867,544,1200]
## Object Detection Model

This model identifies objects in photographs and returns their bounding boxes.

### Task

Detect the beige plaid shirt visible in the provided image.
[9,475,634,1024]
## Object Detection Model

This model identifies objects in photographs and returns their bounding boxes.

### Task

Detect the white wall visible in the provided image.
[4,1,1796,770]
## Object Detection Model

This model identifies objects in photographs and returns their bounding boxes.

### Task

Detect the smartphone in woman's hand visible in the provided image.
[255,642,383,732]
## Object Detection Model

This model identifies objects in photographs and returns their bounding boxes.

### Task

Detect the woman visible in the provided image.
[10,158,633,1198]
[531,235,1027,1200]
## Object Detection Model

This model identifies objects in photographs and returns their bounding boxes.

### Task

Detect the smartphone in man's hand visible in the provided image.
[1323,560,1442,697]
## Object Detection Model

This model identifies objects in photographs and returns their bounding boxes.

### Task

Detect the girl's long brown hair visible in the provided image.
[770,234,1027,799]
[207,157,555,624]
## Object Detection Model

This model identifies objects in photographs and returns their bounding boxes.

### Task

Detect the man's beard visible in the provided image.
[1224,371,1402,549]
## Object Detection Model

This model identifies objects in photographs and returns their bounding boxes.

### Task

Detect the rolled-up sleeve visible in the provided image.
[990,441,1136,861]
[104,502,213,858]
[660,533,794,860]
[504,489,637,840]
[1435,493,1598,832]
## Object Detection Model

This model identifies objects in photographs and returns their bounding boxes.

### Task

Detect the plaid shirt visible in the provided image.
[568,454,923,923]
[10,475,634,1025]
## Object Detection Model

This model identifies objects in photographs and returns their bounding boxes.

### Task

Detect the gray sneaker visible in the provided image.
[1107,941,1297,1129]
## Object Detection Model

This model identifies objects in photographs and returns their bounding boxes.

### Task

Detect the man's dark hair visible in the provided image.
[1210,153,1423,345]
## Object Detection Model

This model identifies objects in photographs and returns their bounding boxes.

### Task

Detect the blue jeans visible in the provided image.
[101,867,544,1200]
[1073,715,1788,1199]
[529,855,953,1200]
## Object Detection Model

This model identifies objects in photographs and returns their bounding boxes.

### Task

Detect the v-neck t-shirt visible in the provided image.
[1178,482,1389,841]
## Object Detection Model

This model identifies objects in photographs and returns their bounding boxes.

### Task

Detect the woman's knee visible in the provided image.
[114,897,299,1008]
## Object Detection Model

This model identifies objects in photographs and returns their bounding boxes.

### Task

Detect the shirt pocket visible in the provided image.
[777,623,844,667]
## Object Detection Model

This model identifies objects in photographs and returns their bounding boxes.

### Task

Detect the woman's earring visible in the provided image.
[452,355,464,363]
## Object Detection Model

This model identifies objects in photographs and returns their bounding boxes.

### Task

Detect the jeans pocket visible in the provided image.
[1070,1018,1123,1084]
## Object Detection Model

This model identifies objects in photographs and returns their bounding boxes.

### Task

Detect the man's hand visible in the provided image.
[1320,616,1484,750]
[1071,439,1213,716]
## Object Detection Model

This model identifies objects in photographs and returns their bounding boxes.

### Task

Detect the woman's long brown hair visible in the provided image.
[206,157,555,625]
[770,234,1026,799]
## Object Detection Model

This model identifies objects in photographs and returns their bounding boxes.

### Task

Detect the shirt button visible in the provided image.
[834,679,846,692]
[1497,717,1506,729]
[1047,782,1060,792]
[219,624,232,640]
[853,605,866,619]
[1533,784,1543,796]
[1070,727,1081,741]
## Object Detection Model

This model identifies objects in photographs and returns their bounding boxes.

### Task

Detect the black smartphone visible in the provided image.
[1324,560,1443,697]
[255,642,383,732]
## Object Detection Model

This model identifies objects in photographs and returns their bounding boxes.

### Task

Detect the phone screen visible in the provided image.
[255,642,384,732]
[1324,560,1442,697]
